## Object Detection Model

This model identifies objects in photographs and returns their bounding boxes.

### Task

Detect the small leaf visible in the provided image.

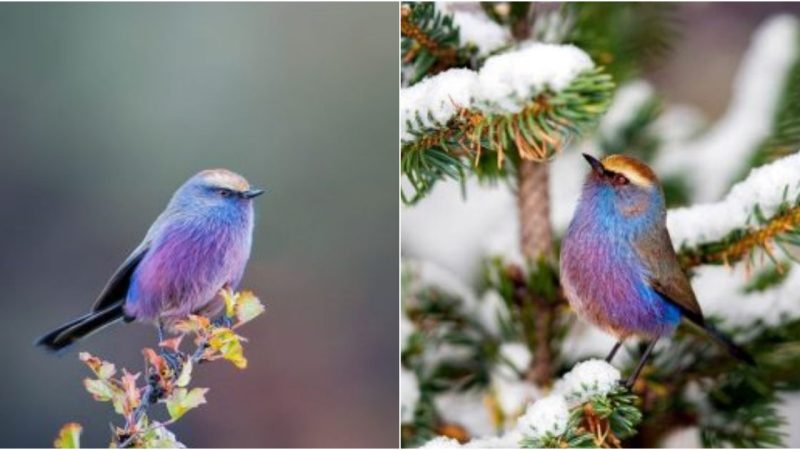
[234,291,265,324]
[159,335,184,353]
[175,359,193,388]
[208,328,247,369]
[165,387,208,421]
[222,289,237,318]
[79,352,116,379]
[83,378,117,402]
[138,421,186,448]
[173,314,211,334]
[120,370,141,414]
[54,423,82,448]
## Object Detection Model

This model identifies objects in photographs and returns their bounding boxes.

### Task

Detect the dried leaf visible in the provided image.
[165,387,208,421]
[173,314,211,334]
[120,370,141,414]
[159,335,184,353]
[54,423,82,448]
[79,352,115,379]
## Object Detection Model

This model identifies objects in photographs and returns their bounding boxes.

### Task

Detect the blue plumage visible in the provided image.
[561,154,754,385]
[36,169,264,352]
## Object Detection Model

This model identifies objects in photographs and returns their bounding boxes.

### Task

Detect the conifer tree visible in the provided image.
[401,3,800,447]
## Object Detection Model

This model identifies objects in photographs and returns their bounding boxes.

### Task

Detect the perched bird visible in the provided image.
[560,154,754,386]
[37,169,264,352]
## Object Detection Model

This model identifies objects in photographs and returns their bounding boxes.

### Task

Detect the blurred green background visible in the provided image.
[0,3,397,447]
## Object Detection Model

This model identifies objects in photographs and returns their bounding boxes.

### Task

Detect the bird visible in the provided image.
[36,169,264,353]
[560,153,754,386]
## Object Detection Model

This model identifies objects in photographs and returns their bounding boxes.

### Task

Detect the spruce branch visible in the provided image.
[678,189,800,271]
[401,67,613,203]
[401,3,474,85]
[53,290,266,448]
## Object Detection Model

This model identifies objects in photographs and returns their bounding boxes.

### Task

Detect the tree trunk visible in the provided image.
[518,160,553,261]
[517,160,556,386]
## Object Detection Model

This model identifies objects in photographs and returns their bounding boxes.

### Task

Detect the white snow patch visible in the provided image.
[401,44,595,142]
[667,151,800,249]
[554,359,621,406]
[599,81,655,139]
[435,390,496,438]
[660,426,701,448]
[477,43,593,112]
[691,263,800,326]
[422,436,463,448]
[437,4,510,56]
[402,178,516,284]
[655,15,800,202]
[401,69,479,142]
[402,369,421,423]
[492,375,540,421]
[516,394,570,440]
[477,289,511,337]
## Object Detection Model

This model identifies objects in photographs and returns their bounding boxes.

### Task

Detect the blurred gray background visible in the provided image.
[0,3,397,448]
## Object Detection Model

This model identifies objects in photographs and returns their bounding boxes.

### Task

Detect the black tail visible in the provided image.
[702,322,756,366]
[35,304,125,353]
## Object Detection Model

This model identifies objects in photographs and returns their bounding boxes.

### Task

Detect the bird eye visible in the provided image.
[219,189,231,197]
[611,174,629,186]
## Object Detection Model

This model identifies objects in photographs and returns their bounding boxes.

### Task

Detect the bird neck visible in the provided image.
[575,183,663,240]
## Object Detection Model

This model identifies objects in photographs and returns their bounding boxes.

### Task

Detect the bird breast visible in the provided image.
[125,211,253,322]
[560,217,680,339]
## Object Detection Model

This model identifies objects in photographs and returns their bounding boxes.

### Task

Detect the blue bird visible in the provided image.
[560,154,754,386]
[37,169,264,352]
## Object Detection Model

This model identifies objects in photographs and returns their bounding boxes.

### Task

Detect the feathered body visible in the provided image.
[560,154,754,367]
[37,169,263,352]
[560,159,680,339]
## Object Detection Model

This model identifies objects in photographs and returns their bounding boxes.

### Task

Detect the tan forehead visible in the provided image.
[601,155,658,187]
[198,169,250,191]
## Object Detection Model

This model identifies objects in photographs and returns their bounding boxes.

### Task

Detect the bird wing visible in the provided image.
[91,241,150,312]
[635,225,705,326]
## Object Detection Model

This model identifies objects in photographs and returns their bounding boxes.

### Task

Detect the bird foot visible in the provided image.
[158,348,185,375]
[212,315,234,329]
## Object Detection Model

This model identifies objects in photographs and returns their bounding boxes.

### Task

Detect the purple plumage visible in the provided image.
[560,166,680,339]
[560,154,753,384]
[37,169,263,351]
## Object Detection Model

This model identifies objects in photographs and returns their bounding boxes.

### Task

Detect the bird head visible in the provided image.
[580,153,664,222]
[174,169,264,213]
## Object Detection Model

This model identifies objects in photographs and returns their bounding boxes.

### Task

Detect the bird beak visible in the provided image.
[582,153,605,176]
[241,188,265,199]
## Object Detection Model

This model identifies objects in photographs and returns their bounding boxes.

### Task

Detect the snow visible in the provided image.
[667,151,800,249]
[422,436,463,448]
[401,43,595,142]
[434,390,496,438]
[498,343,532,377]
[492,375,540,421]
[554,359,621,406]
[515,394,570,440]
[477,290,511,337]
[400,69,479,142]
[402,369,421,423]
[691,263,800,327]
[435,3,510,56]
[477,43,593,112]
[655,15,800,202]
[599,81,655,139]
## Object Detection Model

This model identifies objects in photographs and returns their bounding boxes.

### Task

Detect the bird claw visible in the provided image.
[158,348,185,374]
[212,315,234,329]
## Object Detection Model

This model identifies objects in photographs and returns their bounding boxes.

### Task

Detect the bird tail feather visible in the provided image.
[702,321,756,366]
[35,304,125,353]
